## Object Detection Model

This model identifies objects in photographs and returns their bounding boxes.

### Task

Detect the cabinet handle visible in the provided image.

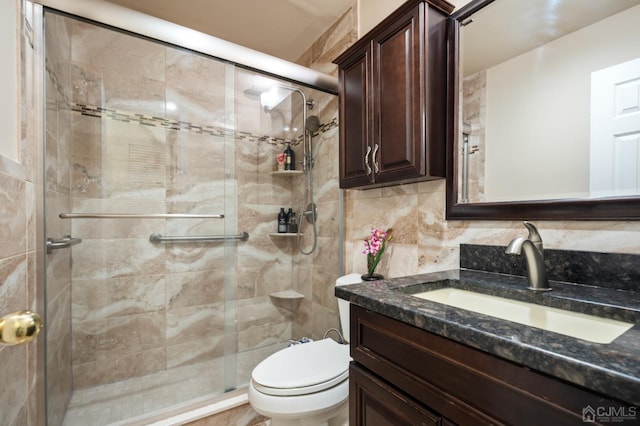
[373,143,380,173]
[364,145,372,175]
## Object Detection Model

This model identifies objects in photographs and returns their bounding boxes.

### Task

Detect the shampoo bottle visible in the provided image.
[284,143,295,170]
[278,208,288,233]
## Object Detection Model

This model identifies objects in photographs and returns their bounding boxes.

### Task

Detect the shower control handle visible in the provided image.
[372,144,380,174]
[364,145,372,177]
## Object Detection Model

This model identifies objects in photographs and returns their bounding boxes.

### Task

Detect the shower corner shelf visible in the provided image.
[269,290,304,312]
[270,170,303,176]
[269,233,301,237]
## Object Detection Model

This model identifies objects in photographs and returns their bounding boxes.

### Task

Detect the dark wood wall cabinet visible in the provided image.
[350,305,629,426]
[333,0,454,189]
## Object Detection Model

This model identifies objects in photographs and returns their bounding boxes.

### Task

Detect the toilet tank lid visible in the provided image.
[336,273,362,287]
[252,338,350,389]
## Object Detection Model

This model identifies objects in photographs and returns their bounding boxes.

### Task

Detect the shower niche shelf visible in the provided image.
[270,170,303,176]
[269,290,304,312]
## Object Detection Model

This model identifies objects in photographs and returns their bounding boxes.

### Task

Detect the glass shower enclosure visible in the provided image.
[43,8,338,425]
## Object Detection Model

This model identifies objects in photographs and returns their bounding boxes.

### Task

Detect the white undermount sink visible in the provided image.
[413,288,634,344]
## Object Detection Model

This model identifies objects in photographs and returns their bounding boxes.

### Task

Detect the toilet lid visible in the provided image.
[251,338,350,396]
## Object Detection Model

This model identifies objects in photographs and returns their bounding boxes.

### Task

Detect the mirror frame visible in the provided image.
[445,0,640,220]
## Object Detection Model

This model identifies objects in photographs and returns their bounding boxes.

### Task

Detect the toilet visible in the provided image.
[248,273,362,425]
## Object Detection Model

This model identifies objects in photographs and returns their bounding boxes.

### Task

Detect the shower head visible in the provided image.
[306,115,320,133]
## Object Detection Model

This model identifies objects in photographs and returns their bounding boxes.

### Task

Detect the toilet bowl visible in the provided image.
[248,274,362,425]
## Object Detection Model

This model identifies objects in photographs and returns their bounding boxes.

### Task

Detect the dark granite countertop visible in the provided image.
[336,269,640,405]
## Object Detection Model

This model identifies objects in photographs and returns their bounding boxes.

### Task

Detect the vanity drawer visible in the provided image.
[350,305,626,425]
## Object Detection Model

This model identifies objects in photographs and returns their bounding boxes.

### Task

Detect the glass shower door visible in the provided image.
[43,10,239,425]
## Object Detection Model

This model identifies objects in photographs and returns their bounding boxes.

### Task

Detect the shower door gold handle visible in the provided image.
[0,310,43,345]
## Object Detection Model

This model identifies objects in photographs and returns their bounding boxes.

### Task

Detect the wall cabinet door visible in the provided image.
[339,45,373,187]
[373,4,425,184]
[335,0,453,189]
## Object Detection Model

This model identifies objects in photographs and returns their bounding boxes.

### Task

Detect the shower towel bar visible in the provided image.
[149,232,249,244]
[46,235,82,254]
[59,213,224,219]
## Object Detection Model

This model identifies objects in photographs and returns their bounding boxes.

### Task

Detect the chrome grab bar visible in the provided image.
[149,232,249,244]
[60,213,224,219]
[46,235,82,254]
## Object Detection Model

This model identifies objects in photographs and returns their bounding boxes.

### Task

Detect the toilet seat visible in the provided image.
[251,338,350,397]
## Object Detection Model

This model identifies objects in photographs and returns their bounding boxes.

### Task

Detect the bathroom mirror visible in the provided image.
[446,0,640,220]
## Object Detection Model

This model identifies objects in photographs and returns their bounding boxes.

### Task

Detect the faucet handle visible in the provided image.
[522,221,542,244]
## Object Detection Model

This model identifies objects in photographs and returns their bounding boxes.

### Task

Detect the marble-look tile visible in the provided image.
[238,321,291,352]
[184,402,268,426]
[238,263,296,298]
[166,303,225,344]
[312,268,340,311]
[237,204,273,236]
[165,86,226,129]
[71,238,166,280]
[0,254,28,313]
[70,20,166,115]
[0,172,27,259]
[72,275,165,321]
[72,311,166,364]
[349,192,418,245]
[292,298,313,338]
[296,5,357,76]
[310,304,341,340]
[72,347,166,389]
[166,47,226,94]
[166,336,225,369]
[165,244,225,274]
[238,234,293,269]
[46,284,71,368]
[44,247,71,303]
[46,286,73,426]
[313,236,340,271]
[237,172,294,207]
[166,269,225,309]
[236,342,288,387]
[0,343,28,426]
[236,296,292,332]
[70,198,165,238]
[167,131,225,172]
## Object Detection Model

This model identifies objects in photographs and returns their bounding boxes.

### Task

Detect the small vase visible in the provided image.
[361,273,384,281]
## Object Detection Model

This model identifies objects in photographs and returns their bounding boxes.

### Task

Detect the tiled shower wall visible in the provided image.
[44,13,336,393]
[292,4,357,340]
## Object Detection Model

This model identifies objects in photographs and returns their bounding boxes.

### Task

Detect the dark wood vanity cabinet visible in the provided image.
[349,305,630,425]
[334,0,454,189]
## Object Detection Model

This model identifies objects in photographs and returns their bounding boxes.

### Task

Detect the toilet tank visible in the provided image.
[335,274,363,343]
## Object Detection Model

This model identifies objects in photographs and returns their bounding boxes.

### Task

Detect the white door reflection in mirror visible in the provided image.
[591,57,640,196]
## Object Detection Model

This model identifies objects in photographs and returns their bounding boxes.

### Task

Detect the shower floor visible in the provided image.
[62,358,227,426]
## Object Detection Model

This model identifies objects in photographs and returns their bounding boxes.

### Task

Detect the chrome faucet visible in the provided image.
[505,221,551,291]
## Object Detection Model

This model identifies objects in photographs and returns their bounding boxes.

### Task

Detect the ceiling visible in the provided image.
[103,0,355,62]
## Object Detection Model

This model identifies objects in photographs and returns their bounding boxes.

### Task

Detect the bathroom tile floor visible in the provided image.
[62,358,226,426]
